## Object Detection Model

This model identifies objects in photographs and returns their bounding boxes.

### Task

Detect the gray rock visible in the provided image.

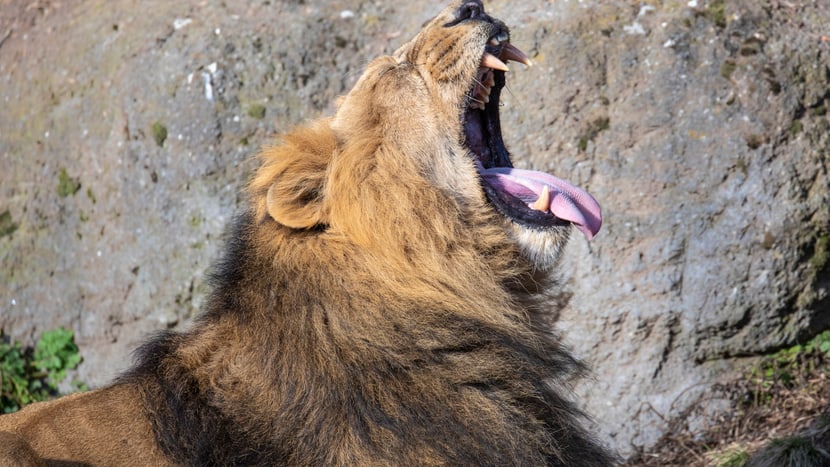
[0,0,827,459]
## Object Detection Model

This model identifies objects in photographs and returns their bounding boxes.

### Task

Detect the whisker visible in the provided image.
[465,94,485,106]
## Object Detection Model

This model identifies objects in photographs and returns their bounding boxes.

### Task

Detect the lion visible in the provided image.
[0,1,612,465]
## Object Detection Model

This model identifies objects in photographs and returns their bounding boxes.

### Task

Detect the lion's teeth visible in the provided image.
[485,73,495,87]
[500,43,532,67]
[481,52,509,71]
[470,68,495,109]
[472,83,491,108]
[530,185,551,212]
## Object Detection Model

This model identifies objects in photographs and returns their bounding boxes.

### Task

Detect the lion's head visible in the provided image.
[252,0,601,272]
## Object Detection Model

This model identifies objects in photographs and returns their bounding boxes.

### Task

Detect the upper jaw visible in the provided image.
[464,29,531,169]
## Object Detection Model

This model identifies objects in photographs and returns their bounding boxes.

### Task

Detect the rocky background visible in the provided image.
[1,0,828,461]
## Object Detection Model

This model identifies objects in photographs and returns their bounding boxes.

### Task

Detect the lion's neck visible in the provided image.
[125,209,575,465]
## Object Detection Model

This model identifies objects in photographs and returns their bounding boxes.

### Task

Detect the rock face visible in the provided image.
[1,0,827,458]
[532,1,830,454]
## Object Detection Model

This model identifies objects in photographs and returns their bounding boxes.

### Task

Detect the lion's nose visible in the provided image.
[457,1,485,21]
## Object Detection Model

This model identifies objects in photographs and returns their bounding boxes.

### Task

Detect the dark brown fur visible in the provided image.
[0,2,613,465]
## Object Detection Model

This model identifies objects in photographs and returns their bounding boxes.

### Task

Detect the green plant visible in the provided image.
[706,0,727,28]
[746,331,830,406]
[0,328,86,413]
[151,121,168,147]
[0,210,17,238]
[808,331,830,357]
[711,447,750,467]
[57,167,82,198]
[247,104,267,119]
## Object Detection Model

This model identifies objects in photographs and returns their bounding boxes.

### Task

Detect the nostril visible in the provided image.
[458,1,483,21]
[444,0,486,27]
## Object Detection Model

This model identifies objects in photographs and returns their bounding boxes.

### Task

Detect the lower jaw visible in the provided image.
[480,179,566,231]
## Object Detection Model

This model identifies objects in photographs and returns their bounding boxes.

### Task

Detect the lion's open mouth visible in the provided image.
[464,35,602,241]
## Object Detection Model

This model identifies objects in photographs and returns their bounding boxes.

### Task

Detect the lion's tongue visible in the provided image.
[481,167,602,240]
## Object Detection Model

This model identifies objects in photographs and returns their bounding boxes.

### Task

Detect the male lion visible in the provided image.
[0,1,613,465]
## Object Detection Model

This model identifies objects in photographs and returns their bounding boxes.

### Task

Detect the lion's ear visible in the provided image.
[254,122,335,230]
[265,170,326,230]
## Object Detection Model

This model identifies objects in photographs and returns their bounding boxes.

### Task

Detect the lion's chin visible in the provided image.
[509,223,571,271]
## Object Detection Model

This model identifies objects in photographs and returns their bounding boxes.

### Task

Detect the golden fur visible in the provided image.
[0,385,171,465]
[0,1,612,465]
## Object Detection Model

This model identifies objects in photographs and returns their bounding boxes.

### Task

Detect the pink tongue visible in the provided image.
[481,167,602,240]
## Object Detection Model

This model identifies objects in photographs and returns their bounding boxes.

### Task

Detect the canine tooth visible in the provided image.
[481,52,509,71]
[500,43,532,67]
[530,185,551,211]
